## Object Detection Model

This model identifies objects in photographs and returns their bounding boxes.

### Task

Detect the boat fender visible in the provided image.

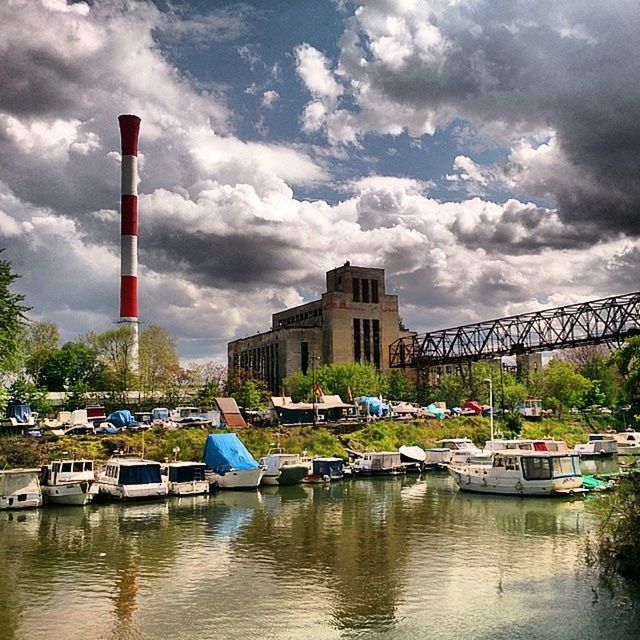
[466,474,471,485]
[515,480,523,492]
[481,478,487,487]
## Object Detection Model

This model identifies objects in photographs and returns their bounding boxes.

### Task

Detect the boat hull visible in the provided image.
[448,467,586,496]
[44,482,93,506]
[351,467,405,476]
[207,468,265,490]
[262,464,309,486]
[166,481,209,495]
[95,482,168,500]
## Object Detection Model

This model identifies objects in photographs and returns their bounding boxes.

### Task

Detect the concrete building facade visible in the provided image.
[228,262,406,393]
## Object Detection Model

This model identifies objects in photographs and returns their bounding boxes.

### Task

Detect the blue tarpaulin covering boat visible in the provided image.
[203,433,260,474]
[357,396,389,417]
[107,410,138,429]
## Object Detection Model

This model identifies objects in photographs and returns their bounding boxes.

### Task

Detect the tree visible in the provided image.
[190,361,227,410]
[541,358,591,416]
[611,336,640,412]
[8,378,51,416]
[139,325,180,398]
[382,369,416,402]
[38,341,104,391]
[0,251,30,374]
[23,321,59,381]
[84,326,136,393]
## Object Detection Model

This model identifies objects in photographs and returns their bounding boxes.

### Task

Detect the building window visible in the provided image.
[353,277,360,302]
[373,319,380,369]
[353,319,361,362]
[301,341,309,375]
[336,275,343,290]
[363,319,371,362]
[362,279,370,303]
[371,279,379,303]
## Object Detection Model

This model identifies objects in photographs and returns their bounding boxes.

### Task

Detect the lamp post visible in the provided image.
[484,377,494,442]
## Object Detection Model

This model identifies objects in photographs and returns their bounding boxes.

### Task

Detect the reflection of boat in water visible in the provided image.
[0,469,42,510]
[449,451,587,496]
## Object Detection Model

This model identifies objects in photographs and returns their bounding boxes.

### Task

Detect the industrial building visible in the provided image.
[228,262,410,393]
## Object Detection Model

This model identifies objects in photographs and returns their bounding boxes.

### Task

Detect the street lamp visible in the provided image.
[483,378,494,442]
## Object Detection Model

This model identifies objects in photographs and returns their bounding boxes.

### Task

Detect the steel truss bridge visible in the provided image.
[389,291,640,371]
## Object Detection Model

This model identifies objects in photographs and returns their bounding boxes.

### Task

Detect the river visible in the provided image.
[1,460,639,640]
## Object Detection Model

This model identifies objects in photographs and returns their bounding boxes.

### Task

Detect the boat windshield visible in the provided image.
[521,457,552,480]
[168,466,205,482]
[119,464,162,485]
[552,456,579,478]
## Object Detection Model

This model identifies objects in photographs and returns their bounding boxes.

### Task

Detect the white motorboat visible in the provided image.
[0,469,42,509]
[351,451,405,476]
[259,453,309,486]
[612,431,640,455]
[574,434,618,458]
[484,438,569,454]
[448,450,586,496]
[41,459,95,505]
[399,445,427,472]
[161,461,209,495]
[437,438,489,465]
[94,457,167,500]
[203,433,266,489]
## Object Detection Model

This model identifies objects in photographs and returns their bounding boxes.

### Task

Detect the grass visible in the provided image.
[0,415,599,469]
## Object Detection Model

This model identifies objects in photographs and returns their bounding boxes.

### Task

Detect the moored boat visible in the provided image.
[41,459,95,505]
[0,469,43,509]
[259,453,309,486]
[351,451,405,476]
[94,457,167,500]
[302,457,344,483]
[203,433,265,489]
[612,431,640,455]
[161,461,209,495]
[574,434,618,458]
[448,450,586,496]
[437,438,489,465]
[399,445,427,472]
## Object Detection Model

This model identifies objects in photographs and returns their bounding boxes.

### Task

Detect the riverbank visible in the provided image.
[0,414,610,468]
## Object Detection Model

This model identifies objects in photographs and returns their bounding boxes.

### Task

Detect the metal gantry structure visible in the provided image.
[389,291,640,372]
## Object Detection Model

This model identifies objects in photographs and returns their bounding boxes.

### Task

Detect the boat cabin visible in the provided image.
[308,457,344,481]
[0,469,42,509]
[42,459,94,486]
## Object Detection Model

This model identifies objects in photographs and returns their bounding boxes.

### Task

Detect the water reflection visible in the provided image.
[0,471,639,639]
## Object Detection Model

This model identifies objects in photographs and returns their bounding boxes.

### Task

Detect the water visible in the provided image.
[1,464,639,640]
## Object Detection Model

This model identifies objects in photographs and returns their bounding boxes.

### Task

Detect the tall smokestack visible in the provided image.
[118,114,140,372]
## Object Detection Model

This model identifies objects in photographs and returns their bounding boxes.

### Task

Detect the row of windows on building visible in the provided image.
[352,277,379,303]
[232,343,281,392]
[353,317,381,369]
[276,307,322,328]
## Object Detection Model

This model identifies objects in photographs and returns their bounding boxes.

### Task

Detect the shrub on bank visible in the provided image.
[591,473,640,581]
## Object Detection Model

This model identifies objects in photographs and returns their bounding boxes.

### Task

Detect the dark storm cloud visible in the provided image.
[341,0,640,237]
[140,227,301,289]
[0,47,89,116]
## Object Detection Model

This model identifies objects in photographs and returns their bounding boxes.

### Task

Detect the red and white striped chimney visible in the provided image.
[118,114,140,372]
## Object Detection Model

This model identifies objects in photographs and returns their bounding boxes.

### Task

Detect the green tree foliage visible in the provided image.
[283,362,382,403]
[38,341,104,391]
[227,368,270,409]
[593,474,640,580]
[8,378,51,416]
[23,321,59,382]
[382,369,416,402]
[429,373,466,409]
[84,326,135,393]
[579,354,621,408]
[541,358,591,416]
[611,336,640,412]
[0,251,30,374]
[139,324,180,397]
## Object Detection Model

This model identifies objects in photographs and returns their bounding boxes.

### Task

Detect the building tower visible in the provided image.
[118,114,141,372]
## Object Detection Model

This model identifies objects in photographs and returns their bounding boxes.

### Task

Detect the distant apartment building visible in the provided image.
[228,262,409,393]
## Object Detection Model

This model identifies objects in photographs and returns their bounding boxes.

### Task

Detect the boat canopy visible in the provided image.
[0,469,40,494]
[168,464,205,483]
[5,401,32,423]
[119,463,161,485]
[107,410,138,428]
[357,396,388,417]
[203,433,260,473]
[424,403,445,419]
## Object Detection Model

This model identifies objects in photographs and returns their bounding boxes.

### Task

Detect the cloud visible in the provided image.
[297,0,640,237]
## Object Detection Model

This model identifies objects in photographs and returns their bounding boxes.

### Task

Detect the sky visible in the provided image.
[1,0,640,365]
